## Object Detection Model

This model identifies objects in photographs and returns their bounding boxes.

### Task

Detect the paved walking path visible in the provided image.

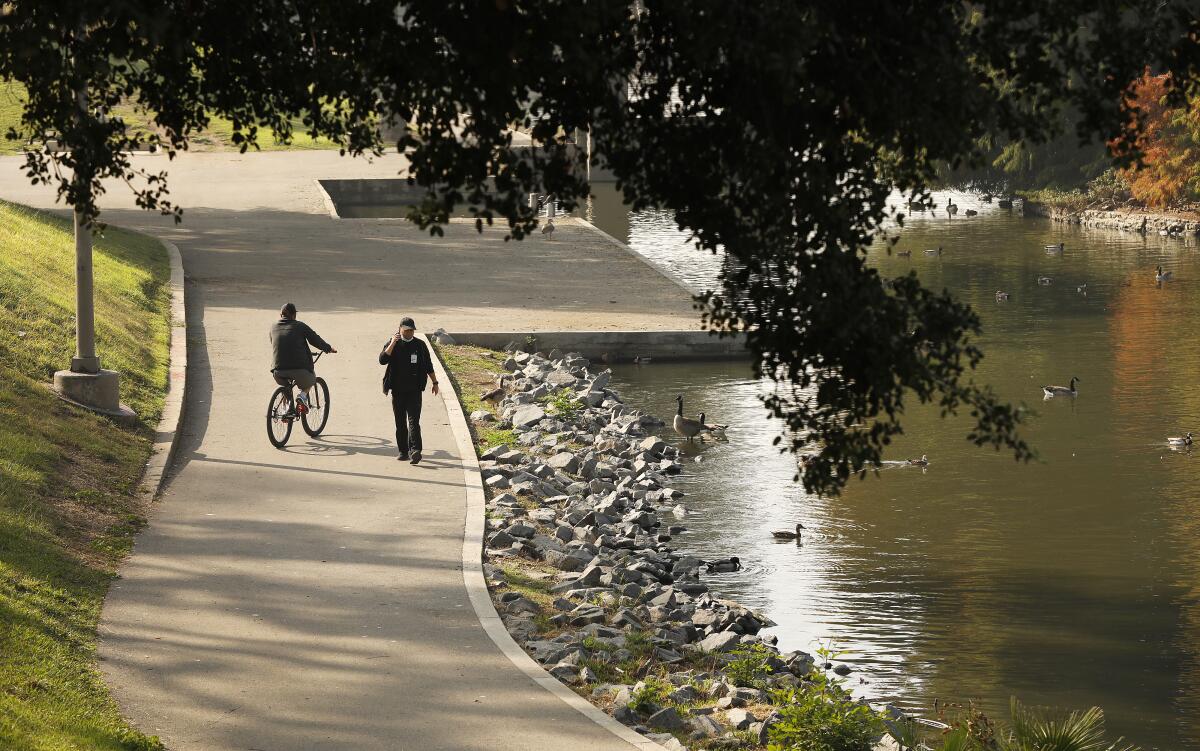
[0,153,697,749]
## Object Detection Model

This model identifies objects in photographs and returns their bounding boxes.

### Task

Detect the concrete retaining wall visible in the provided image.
[446,330,749,362]
[1024,202,1200,236]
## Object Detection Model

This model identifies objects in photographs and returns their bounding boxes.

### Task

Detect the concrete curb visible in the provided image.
[313,178,342,219]
[138,239,187,500]
[568,215,705,298]
[428,341,674,751]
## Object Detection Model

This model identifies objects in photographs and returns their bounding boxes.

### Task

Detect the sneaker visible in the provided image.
[296,392,310,407]
[410,451,422,465]
[397,452,409,461]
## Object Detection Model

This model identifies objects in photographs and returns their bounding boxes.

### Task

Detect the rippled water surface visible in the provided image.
[590,191,1200,750]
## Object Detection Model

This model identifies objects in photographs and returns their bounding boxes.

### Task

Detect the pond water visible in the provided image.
[587,190,1200,750]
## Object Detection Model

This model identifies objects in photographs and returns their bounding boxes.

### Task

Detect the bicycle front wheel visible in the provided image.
[267,387,294,448]
[301,378,330,436]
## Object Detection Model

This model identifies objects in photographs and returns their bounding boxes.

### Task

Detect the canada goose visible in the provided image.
[995,290,1010,302]
[907,455,929,466]
[1044,242,1064,253]
[1037,276,1052,286]
[772,524,805,540]
[923,246,943,256]
[633,355,652,364]
[997,197,1014,209]
[1077,283,1087,294]
[1156,265,1174,282]
[907,200,924,211]
[1042,376,1080,398]
[674,395,705,441]
[1159,228,1169,237]
[896,249,912,258]
[698,411,728,439]
[981,193,994,203]
[1167,432,1194,447]
[541,220,555,240]
[703,557,741,573]
[964,208,978,217]
[947,200,958,217]
[480,386,504,403]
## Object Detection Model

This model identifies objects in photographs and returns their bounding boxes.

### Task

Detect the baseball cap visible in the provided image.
[399,316,416,330]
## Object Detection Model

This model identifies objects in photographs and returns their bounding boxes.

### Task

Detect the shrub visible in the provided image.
[725,642,775,689]
[628,676,673,714]
[545,387,582,421]
[767,673,882,751]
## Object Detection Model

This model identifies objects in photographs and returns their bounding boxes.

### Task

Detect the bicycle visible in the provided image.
[266,351,331,448]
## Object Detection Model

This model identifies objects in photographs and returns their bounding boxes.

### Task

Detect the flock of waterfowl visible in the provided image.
[671,217,1192,562]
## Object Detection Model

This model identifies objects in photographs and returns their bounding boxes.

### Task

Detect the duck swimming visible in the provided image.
[1167,432,1193,447]
[995,290,1010,302]
[1037,276,1052,286]
[1042,376,1080,398]
[1044,242,1065,253]
[907,454,929,466]
[703,557,742,573]
[772,524,805,540]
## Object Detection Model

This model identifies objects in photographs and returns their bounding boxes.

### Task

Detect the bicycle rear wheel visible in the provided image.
[301,378,330,436]
[267,387,294,448]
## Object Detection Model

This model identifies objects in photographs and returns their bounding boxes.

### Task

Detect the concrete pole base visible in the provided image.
[53,369,138,424]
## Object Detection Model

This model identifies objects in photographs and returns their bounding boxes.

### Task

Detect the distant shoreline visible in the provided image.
[1023,201,1200,236]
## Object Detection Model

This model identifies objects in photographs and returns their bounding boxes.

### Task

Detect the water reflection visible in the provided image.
[601,199,1200,750]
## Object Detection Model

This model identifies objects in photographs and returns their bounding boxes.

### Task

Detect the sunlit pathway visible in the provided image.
[0,152,697,749]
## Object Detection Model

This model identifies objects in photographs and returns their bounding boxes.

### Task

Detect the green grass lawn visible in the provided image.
[0,80,339,155]
[0,199,170,750]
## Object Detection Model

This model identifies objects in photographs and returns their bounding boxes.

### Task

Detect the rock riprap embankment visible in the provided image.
[469,348,868,751]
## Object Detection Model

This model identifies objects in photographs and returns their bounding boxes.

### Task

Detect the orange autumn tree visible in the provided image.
[1119,73,1200,208]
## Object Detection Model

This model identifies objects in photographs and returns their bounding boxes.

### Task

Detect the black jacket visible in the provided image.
[380,336,434,394]
[270,319,332,372]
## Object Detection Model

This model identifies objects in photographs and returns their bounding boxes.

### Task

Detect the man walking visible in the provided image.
[270,303,335,409]
[380,317,439,464]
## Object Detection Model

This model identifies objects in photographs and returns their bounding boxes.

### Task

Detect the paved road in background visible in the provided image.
[0,152,696,749]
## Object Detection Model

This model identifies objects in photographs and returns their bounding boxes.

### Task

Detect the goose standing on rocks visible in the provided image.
[1156,265,1174,283]
[1168,432,1194,448]
[1042,376,1080,398]
[772,524,805,540]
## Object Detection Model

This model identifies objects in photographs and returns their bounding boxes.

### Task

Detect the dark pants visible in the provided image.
[391,390,423,454]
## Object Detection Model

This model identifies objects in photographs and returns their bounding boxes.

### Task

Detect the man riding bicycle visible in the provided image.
[270,303,336,409]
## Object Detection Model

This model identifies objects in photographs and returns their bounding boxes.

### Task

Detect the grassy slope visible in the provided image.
[0,200,169,750]
[0,80,338,155]
[432,343,518,451]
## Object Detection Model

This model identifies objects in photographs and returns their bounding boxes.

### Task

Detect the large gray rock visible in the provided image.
[726,708,756,731]
[647,706,686,731]
[547,452,580,473]
[546,370,578,388]
[689,714,724,738]
[505,522,535,539]
[512,404,547,427]
[698,631,741,652]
